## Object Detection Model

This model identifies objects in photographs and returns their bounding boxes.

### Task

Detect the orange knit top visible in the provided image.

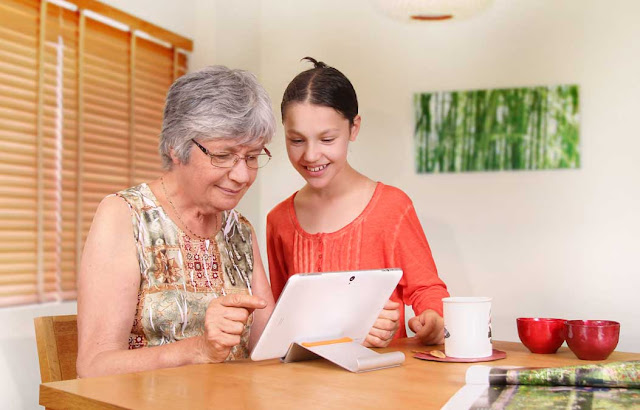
[266,182,449,339]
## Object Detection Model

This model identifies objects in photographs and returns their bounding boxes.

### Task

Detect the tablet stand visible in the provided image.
[281,337,405,373]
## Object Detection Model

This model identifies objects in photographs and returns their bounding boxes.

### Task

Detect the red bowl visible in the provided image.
[517,318,566,354]
[565,320,620,360]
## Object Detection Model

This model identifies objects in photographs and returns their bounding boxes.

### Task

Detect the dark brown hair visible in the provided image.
[281,57,358,125]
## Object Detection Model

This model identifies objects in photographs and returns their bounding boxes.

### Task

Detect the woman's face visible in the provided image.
[283,102,360,190]
[173,138,264,213]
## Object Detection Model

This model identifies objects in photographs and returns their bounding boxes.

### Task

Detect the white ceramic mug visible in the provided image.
[443,297,492,358]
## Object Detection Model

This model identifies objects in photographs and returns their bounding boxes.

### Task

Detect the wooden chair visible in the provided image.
[34,315,78,383]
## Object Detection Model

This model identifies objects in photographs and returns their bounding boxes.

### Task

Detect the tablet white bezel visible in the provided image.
[250,268,402,361]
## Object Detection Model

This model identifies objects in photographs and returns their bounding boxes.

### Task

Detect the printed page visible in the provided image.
[442,361,640,409]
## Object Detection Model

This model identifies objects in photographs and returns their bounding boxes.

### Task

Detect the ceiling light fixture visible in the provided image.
[371,0,494,22]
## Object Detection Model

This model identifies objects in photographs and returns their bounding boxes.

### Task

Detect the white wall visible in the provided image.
[95,0,197,40]
[256,0,640,353]
[0,302,78,409]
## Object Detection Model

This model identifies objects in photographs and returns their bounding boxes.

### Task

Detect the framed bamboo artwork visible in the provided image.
[414,85,580,173]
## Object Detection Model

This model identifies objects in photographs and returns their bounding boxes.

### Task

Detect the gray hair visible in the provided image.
[159,65,276,169]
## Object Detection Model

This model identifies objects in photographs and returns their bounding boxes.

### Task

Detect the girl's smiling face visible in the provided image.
[283,102,360,190]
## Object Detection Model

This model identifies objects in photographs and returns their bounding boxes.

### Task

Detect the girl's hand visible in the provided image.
[408,309,444,345]
[363,300,401,348]
[198,294,267,362]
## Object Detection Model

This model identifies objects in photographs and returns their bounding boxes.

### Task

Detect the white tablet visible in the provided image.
[251,268,403,361]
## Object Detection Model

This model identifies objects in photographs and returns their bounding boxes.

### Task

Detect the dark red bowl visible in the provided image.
[517,318,566,354]
[565,320,620,360]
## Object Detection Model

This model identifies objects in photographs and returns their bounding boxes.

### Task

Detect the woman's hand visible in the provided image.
[408,309,444,345]
[198,294,267,362]
[363,300,401,348]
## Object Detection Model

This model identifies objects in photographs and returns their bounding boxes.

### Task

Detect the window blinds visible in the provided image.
[0,0,190,306]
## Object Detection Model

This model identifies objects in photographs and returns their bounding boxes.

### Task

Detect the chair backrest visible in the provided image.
[34,315,78,383]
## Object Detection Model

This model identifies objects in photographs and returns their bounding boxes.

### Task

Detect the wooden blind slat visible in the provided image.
[0,263,38,275]
[134,137,161,151]
[135,57,172,74]
[134,76,171,93]
[0,27,38,49]
[133,130,161,142]
[133,88,167,104]
[133,97,165,111]
[0,40,38,65]
[0,82,37,101]
[0,0,39,16]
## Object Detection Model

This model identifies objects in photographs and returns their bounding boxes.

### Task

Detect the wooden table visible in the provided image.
[40,339,639,409]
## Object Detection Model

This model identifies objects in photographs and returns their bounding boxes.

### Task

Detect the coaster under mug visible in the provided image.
[414,349,506,363]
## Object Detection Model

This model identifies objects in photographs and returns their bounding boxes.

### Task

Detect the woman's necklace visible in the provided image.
[161,176,220,242]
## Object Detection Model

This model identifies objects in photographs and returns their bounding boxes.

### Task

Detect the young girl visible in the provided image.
[266,58,449,347]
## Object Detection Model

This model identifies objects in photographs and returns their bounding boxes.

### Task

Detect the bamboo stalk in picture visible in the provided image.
[414,85,580,173]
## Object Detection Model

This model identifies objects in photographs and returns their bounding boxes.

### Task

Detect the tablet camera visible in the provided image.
[349,276,355,282]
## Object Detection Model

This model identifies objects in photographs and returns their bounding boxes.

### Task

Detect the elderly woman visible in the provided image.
[76,66,276,377]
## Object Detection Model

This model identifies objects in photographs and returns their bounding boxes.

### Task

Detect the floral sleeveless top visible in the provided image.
[115,183,254,360]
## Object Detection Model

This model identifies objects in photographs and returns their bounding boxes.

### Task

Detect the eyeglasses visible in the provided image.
[191,139,272,169]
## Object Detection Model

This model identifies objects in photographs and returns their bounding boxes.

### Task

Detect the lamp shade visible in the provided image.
[371,0,494,21]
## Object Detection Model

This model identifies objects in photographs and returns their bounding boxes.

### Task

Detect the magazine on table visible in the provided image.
[443,360,640,409]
